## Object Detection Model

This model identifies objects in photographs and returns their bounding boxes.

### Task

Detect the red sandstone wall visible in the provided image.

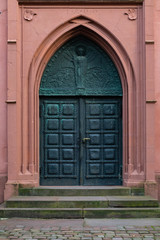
[0,0,7,203]
[154,1,160,171]
[154,1,160,192]
[144,0,160,199]
[3,0,147,198]
[1,0,160,201]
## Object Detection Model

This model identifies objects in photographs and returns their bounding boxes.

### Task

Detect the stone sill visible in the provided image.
[17,0,144,5]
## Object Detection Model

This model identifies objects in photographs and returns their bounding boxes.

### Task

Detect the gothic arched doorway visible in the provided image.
[39,36,123,186]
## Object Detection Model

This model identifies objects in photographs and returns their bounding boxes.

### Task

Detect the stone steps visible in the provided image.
[0,187,159,219]
[0,207,160,219]
[18,186,144,196]
[6,196,159,208]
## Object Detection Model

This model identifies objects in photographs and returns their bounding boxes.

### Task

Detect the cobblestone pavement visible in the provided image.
[0,218,160,240]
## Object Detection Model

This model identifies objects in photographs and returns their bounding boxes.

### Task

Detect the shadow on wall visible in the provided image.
[0,176,7,203]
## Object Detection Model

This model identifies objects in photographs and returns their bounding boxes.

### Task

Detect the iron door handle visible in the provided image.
[82,138,90,143]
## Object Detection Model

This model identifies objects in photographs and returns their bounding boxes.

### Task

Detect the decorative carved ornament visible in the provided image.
[40,36,122,96]
[24,10,36,21]
[124,9,137,20]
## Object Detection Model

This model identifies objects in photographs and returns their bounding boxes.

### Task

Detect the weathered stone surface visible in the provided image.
[18,187,131,197]
[17,0,144,4]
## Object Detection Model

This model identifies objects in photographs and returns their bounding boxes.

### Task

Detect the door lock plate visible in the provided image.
[82,138,90,143]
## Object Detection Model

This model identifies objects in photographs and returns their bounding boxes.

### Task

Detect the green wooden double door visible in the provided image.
[40,97,122,185]
[39,36,123,185]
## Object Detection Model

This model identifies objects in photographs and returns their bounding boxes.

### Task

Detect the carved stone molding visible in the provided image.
[70,18,92,25]
[125,9,137,21]
[18,0,144,4]
[24,10,36,21]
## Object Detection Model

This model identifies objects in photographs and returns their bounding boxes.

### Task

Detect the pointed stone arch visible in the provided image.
[25,15,145,186]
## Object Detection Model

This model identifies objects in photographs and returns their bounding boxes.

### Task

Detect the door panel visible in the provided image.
[83,98,122,185]
[40,98,80,185]
[40,97,122,186]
